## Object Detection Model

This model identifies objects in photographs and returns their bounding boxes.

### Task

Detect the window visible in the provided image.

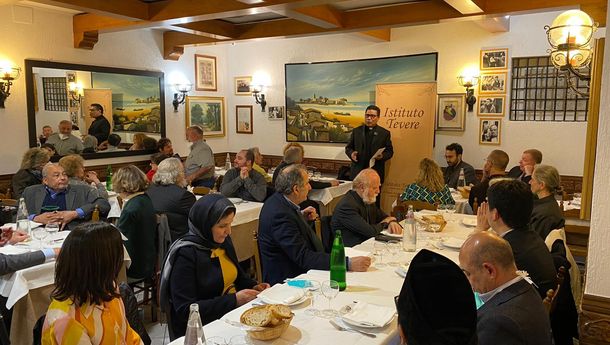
[509,56,589,122]
[42,77,68,112]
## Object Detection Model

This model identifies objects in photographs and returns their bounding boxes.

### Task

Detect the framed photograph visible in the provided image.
[435,93,466,131]
[185,96,225,138]
[480,48,508,70]
[479,118,502,145]
[195,54,217,91]
[479,72,507,94]
[478,95,505,116]
[268,106,285,120]
[234,76,252,95]
[236,105,253,134]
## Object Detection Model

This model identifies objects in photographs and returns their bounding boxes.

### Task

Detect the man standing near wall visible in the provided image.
[87,103,110,144]
[345,105,394,185]
[184,125,215,188]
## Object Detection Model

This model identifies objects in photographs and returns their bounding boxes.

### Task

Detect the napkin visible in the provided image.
[342,301,395,327]
[381,230,402,238]
[345,247,371,258]
[258,284,305,304]
[0,245,32,255]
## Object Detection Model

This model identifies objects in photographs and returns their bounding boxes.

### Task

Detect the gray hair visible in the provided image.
[20,148,50,170]
[187,125,204,136]
[532,164,561,193]
[42,163,61,178]
[352,168,378,190]
[112,165,148,194]
[82,135,98,150]
[153,158,186,187]
[275,164,307,195]
[283,147,303,164]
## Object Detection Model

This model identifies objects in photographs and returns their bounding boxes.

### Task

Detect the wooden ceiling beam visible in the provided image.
[474,0,606,25]
[27,0,148,20]
[357,29,391,42]
[443,0,483,14]
[176,20,243,40]
[282,4,345,28]
[163,30,220,61]
[342,1,461,28]
[237,18,326,39]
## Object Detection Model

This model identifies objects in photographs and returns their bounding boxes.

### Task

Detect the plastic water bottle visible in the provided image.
[105,165,113,191]
[16,198,31,236]
[184,304,205,345]
[458,168,466,188]
[403,205,416,252]
[224,153,232,170]
[330,230,347,291]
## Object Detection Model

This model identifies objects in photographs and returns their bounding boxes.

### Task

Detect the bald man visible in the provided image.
[459,232,552,345]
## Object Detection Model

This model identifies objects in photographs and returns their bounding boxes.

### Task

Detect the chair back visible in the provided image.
[252,229,263,283]
[543,266,566,315]
[394,200,437,216]
[0,199,17,207]
[192,186,210,195]
[544,229,582,309]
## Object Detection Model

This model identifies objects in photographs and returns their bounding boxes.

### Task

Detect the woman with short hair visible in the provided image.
[530,164,565,239]
[113,165,156,280]
[42,222,142,344]
[58,154,108,198]
[400,158,454,205]
[11,148,50,199]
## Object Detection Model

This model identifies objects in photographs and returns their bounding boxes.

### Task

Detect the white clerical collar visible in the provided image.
[479,275,523,304]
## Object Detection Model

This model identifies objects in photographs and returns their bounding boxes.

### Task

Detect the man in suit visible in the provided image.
[459,232,552,345]
[469,149,508,209]
[258,164,371,285]
[220,149,267,202]
[443,143,478,189]
[345,105,393,185]
[22,163,110,230]
[475,179,557,298]
[507,149,542,183]
[331,169,401,247]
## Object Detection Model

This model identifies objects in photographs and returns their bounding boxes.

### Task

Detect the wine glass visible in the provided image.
[445,204,456,222]
[387,241,401,266]
[45,223,60,244]
[373,241,387,268]
[320,280,340,318]
[31,227,48,249]
[313,171,322,181]
[304,280,322,316]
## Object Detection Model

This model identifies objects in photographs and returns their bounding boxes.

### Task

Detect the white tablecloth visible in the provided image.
[309,180,353,206]
[169,212,476,345]
[194,197,263,227]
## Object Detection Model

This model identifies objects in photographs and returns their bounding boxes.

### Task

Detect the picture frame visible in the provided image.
[236,105,253,134]
[479,118,502,145]
[435,93,466,131]
[234,76,252,95]
[268,106,285,120]
[479,72,508,94]
[478,95,505,116]
[480,48,509,70]
[195,54,217,91]
[185,96,225,138]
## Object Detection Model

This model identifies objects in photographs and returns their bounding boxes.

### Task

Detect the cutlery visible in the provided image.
[329,320,376,338]
[224,318,266,331]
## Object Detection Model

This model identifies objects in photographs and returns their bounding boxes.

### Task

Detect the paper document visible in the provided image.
[369,148,385,168]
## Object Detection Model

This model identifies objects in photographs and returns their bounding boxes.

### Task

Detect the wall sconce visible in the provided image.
[252,85,267,112]
[0,64,21,108]
[457,75,480,112]
[68,81,84,102]
[545,9,597,96]
[172,83,192,112]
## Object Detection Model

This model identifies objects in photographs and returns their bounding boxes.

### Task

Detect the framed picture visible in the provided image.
[195,54,217,91]
[435,93,466,131]
[479,118,502,145]
[478,95,505,116]
[479,72,507,94]
[236,105,253,134]
[185,96,225,138]
[268,106,285,120]
[480,48,508,70]
[234,76,252,95]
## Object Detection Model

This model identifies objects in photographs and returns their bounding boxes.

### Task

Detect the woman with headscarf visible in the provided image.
[160,194,270,339]
[396,249,477,345]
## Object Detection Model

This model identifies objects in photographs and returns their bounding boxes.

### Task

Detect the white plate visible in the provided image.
[257,285,307,306]
[441,237,464,249]
[339,302,395,328]
[228,198,243,204]
[380,230,402,238]
[461,218,477,227]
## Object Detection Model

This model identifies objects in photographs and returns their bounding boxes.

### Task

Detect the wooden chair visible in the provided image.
[192,186,210,195]
[393,199,437,218]
[0,188,12,200]
[543,266,566,315]
[0,199,17,207]
[252,230,263,283]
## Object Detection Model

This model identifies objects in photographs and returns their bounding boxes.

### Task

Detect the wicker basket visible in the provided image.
[421,214,447,232]
[457,186,471,199]
[246,315,293,340]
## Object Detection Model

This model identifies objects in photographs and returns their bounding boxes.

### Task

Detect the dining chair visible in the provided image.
[252,229,263,283]
[192,186,210,195]
[543,266,566,315]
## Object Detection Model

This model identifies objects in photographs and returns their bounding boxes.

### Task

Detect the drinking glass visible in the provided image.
[45,223,60,244]
[205,337,228,345]
[305,280,322,316]
[229,335,251,345]
[16,219,30,236]
[445,204,456,222]
[373,241,387,268]
[31,228,48,249]
[387,241,401,266]
[320,280,340,318]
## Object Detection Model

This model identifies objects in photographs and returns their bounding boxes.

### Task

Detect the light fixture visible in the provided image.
[172,82,192,112]
[252,85,267,112]
[0,63,21,108]
[545,9,598,96]
[68,81,84,102]
[457,75,480,112]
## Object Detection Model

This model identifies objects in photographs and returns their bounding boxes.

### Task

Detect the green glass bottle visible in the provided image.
[330,230,347,291]
[106,165,113,191]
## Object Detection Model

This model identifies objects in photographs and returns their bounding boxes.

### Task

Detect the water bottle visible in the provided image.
[16,198,31,236]
[224,153,232,170]
[184,303,205,345]
[458,168,466,188]
[330,230,347,291]
[105,165,113,191]
[403,205,416,252]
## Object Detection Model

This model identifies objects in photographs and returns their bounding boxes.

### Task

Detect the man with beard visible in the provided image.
[331,169,402,247]
[443,143,478,189]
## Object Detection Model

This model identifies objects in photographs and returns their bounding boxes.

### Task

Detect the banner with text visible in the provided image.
[377,82,437,212]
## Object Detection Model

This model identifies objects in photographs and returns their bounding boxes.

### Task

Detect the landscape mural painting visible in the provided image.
[92,72,161,133]
[284,53,438,143]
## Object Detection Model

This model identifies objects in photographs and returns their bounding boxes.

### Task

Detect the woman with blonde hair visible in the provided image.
[529,164,564,239]
[11,148,51,199]
[400,158,454,205]
[58,154,108,198]
[129,133,147,151]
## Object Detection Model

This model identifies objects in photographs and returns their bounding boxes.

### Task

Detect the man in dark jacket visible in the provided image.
[443,143,478,188]
[331,169,401,247]
[507,149,542,184]
[469,149,508,209]
[87,103,111,144]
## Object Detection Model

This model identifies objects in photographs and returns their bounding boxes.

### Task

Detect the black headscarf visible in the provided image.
[183,194,236,249]
[397,249,477,345]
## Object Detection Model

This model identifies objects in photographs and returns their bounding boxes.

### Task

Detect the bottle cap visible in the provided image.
[190,303,199,312]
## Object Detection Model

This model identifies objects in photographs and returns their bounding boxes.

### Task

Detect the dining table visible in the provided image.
[169,211,477,345]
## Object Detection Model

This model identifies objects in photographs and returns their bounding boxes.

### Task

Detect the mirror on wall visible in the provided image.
[25,59,166,159]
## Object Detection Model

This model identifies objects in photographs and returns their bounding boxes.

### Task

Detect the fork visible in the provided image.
[329,320,377,338]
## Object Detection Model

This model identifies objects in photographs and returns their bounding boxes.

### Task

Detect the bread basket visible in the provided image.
[240,305,294,341]
[420,214,447,232]
[457,186,471,199]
